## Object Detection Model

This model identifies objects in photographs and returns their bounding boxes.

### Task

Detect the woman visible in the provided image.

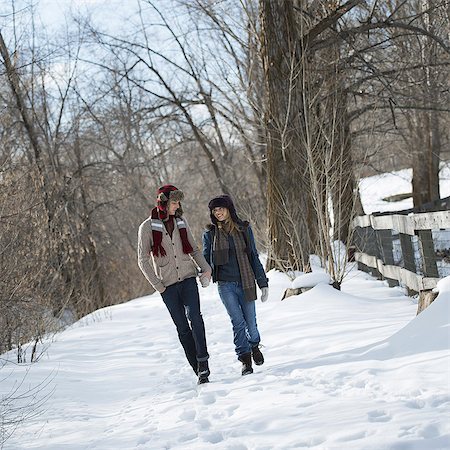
[203,195,269,376]
[138,184,212,384]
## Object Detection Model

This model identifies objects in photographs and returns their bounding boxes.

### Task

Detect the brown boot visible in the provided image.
[238,352,253,376]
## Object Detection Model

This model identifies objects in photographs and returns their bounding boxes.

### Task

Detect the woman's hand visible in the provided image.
[260,287,269,302]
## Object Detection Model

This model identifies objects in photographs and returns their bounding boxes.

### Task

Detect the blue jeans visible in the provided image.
[161,277,209,370]
[217,281,260,357]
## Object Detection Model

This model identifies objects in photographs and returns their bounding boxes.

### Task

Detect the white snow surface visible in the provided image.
[358,164,450,214]
[292,272,332,288]
[2,267,450,450]
[434,275,450,294]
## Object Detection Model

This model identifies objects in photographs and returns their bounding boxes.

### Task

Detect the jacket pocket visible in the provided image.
[155,254,170,267]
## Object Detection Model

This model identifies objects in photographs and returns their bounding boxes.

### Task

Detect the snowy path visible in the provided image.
[2,267,449,449]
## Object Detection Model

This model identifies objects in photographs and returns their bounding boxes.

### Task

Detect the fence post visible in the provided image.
[399,233,416,273]
[377,229,399,287]
[416,230,439,278]
[368,224,382,279]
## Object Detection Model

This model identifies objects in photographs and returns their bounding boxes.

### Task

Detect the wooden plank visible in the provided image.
[413,210,450,230]
[353,215,371,228]
[422,277,440,290]
[355,252,377,268]
[354,252,440,292]
[355,211,450,235]
[352,209,447,294]
[370,214,414,235]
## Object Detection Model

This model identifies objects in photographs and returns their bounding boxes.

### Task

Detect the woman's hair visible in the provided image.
[218,215,238,234]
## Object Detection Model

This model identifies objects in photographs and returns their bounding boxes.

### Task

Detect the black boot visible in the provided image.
[251,345,264,366]
[238,352,253,376]
[197,360,210,384]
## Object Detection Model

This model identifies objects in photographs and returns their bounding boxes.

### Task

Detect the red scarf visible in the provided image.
[150,207,193,256]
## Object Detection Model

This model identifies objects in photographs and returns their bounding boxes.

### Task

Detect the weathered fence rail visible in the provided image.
[352,209,450,313]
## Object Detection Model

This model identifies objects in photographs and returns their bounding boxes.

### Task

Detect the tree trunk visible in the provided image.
[260,0,313,272]
[412,0,442,208]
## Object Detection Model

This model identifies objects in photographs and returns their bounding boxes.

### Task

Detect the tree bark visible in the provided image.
[260,0,313,271]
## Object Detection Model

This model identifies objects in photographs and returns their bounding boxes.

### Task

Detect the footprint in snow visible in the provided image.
[203,431,223,444]
[196,418,211,430]
[201,393,216,405]
[404,399,425,409]
[177,433,197,443]
[292,436,325,447]
[177,389,196,400]
[418,423,440,439]
[368,410,391,422]
[227,444,248,450]
[226,404,239,416]
[429,394,450,407]
[249,385,263,392]
[336,430,369,442]
[398,425,417,438]
[179,409,196,421]
[136,435,151,446]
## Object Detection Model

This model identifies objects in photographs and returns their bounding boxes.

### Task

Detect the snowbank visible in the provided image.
[292,272,332,289]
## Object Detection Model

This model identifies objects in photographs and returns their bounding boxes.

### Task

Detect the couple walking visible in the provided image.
[138,185,269,384]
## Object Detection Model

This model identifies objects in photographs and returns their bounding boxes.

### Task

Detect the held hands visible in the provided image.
[199,270,211,288]
[260,287,269,302]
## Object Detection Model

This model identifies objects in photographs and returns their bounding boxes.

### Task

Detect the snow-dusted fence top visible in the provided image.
[352,210,450,295]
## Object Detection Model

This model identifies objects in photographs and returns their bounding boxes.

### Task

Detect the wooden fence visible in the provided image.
[352,210,450,313]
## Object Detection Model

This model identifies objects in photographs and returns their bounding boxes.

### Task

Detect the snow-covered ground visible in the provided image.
[2,165,449,449]
[359,163,450,214]
[2,267,449,450]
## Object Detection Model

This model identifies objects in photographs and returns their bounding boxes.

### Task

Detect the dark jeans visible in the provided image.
[161,277,209,371]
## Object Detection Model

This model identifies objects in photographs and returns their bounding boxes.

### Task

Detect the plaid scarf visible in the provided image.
[150,207,193,256]
[212,226,230,266]
[213,225,257,302]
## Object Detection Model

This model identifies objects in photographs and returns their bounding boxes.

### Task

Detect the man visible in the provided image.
[138,185,212,384]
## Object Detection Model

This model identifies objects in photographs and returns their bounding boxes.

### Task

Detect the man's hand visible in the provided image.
[203,270,211,279]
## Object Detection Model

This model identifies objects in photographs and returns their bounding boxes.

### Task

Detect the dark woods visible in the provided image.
[1,0,448,357]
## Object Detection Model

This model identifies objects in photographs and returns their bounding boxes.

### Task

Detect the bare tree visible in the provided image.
[259,0,449,280]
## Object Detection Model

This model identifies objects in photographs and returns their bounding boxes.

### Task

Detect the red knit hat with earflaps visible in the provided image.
[150,185,193,256]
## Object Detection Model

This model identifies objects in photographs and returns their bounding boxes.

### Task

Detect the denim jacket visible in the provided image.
[202,223,268,289]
